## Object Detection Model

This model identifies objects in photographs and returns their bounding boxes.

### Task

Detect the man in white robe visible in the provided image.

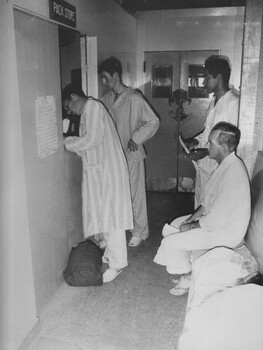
[63,84,133,283]
[184,57,239,207]
[154,122,251,295]
[99,57,160,247]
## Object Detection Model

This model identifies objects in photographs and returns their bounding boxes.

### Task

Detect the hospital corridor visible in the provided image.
[19,192,193,350]
[2,1,263,350]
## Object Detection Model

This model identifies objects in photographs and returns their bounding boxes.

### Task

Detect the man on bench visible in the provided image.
[154,122,251,296]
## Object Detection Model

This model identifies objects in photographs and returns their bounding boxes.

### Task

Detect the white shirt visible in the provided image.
[102,87,160,164]
[199,152,251,247]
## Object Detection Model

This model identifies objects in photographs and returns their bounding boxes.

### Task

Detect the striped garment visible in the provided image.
[64,98,133,237]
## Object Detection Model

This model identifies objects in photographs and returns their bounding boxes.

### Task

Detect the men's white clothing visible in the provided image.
[64,98,133,268]
[154,152,251,274]
[104,229,127,269]
[102,87,159,239]
[194,89,239,206]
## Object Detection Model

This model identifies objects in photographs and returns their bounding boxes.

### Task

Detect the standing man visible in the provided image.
[63,84,133,283]
[98,57,160,247]
[154,122,251,295]
[185,56,239,207]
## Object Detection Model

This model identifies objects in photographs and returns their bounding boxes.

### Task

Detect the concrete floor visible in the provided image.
[20,192,194,350]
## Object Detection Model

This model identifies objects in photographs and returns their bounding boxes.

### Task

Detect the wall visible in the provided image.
[59,31,83,247]
[136,7,245,90]
[243,0,263,273]
[14,9,68,314]
[247,151,263,273]
[0,3,37,350]
[96,1,137,93]
[4,0,136,349]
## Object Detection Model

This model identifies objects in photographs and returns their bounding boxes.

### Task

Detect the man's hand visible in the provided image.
[179,220,200,232]
[188,148,209,161]
[127,138,138,152]
[179,223,192,232]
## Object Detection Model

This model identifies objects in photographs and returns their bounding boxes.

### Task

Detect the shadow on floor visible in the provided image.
[20,191,194,350]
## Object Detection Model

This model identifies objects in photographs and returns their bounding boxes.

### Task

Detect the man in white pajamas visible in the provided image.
[99,57,160,247]
[184,57,239,207]
[154,122,251,295]
[63,84,133,283]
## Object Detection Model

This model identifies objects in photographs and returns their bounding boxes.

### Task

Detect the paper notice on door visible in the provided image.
[36,96,58,159]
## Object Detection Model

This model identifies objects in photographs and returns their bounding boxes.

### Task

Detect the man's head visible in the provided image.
[62,84,86,115]
[98,57,122,90]
[207,122,240,163]
[204,56,231,93]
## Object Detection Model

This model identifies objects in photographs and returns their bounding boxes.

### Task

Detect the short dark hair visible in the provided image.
[212,122,240,151]
[98,56,122,77]
[62,84,86,101]
[205,56,231,86]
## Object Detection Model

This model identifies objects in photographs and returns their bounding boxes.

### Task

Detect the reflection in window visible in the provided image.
[188,64,208,98]
[152,65,172,98]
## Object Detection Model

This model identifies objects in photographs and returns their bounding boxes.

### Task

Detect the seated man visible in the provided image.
[154,122,251,295]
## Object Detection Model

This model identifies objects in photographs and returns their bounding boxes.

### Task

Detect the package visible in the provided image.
[63,239,103,286]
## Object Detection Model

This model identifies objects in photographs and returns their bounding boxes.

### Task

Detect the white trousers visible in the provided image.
[154,215,212,274]
[104,229,127,269]
[128,160,149,240]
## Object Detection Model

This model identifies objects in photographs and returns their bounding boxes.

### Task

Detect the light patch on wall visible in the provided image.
[146,177,195,192]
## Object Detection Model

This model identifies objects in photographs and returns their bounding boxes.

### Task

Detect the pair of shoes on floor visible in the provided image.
[103,267,123,283]
[162,223,179,238]
[169,285,189,296]
[128,236,142,247]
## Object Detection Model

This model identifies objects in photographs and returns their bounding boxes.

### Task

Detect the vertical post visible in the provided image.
[80,36,98,98]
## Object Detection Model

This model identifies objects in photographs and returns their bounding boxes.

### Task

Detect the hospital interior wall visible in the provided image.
[246,4,263,273]
[14,7,68,320]
[1,3,37,350]
[6,0,136,349]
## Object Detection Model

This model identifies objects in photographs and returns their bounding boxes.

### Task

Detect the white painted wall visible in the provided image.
[3,1,136,349]
[1,3,37,350]
[136,7,245,91]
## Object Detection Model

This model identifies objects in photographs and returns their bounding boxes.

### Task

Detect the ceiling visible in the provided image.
[114,0,246,14]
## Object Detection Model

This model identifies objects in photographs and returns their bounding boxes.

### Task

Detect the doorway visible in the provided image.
[144,50,219,193]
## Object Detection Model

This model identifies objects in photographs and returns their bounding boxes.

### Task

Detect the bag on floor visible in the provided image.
[63,239,104,286]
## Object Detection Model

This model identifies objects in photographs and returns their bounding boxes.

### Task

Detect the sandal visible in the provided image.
[103,268,123,283]
[169,286,189,296]
[128,237,142,247]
